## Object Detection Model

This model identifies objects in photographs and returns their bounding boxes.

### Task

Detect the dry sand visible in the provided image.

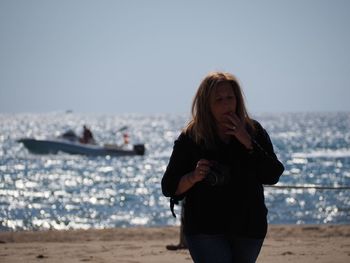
[0,225,349,263]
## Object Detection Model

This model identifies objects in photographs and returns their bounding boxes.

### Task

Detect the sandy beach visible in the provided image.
[0,225,349,263]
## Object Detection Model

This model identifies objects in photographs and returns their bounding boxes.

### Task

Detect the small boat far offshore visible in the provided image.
[17,132,145,157]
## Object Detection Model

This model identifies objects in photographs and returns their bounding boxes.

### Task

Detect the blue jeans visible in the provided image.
[185,234,264,263]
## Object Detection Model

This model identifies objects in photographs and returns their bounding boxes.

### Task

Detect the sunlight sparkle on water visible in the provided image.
[1,112,350,230]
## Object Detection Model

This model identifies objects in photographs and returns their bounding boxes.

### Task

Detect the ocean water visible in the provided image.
[0,112,349,231]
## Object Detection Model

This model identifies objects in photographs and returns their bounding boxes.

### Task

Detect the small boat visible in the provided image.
[17,130,145,157]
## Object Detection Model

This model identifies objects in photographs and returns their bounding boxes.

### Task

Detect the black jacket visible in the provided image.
[161,120,284,238]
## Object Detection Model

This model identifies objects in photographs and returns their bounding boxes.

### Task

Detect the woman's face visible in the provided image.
[210,82,237,133]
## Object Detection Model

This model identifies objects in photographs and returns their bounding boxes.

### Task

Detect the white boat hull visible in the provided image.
[18,138,145,157]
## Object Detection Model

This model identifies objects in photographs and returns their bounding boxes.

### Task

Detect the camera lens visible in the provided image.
[204,164,230,187]
[205,170,219,186]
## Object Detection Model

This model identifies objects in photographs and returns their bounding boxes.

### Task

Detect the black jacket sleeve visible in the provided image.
[161,133,197,198]
[248,121,284,185]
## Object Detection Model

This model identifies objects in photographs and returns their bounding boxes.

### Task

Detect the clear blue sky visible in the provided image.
[1,0,349,114]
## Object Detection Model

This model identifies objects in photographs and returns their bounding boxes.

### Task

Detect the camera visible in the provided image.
[204,163,231,186]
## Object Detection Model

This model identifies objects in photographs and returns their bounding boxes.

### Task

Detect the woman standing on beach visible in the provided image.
[161,72,284,263]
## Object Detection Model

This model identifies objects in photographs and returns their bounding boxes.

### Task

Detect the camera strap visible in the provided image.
[170,197,178,218]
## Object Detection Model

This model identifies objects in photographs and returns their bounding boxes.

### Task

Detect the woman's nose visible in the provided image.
[223,99,232,108]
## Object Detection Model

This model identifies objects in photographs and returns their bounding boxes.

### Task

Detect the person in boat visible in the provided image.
[123,133,130,145]
[161,71,284,263]
[80,125,95,144]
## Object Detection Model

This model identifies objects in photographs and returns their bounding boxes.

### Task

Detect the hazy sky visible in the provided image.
[1,0,349,114]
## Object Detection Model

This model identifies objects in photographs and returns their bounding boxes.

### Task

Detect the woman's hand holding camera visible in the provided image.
[175,159,211,195]
[190,159,211,184]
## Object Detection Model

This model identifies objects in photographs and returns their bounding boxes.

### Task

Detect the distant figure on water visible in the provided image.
[123,133,130,145]
[80,125,95,144]
[161,72,284,263]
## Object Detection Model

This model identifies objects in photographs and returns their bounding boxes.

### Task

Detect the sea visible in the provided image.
[0,112,349,231]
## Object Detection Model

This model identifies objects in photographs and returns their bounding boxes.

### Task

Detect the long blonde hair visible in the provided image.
[184,72,255,148]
